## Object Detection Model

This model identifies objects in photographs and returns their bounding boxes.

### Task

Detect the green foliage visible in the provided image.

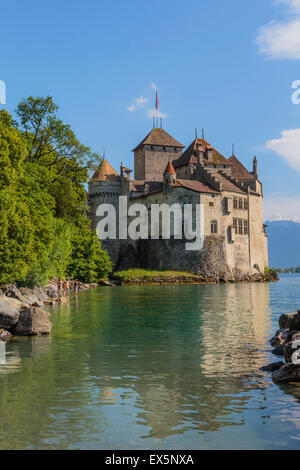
[113,269,200,282]
[0,98,112,287]
[274,267,300,273]
[66,218,112,282]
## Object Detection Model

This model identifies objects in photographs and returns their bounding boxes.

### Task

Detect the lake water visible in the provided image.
[0,274,300,450]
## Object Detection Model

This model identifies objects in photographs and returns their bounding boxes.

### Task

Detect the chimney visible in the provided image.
[207,148,213,163]
[253,156,258,178]
[196,143,204,165]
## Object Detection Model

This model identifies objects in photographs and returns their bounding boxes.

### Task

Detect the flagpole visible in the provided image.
[155,89,158,128]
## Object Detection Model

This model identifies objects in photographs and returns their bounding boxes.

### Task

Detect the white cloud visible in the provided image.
[127,83,168,120]
[257,19,300,59]
[256,1,300,59]
[266,128,300,171]
[264,194,300,222]
[135,96,148,106]
[147,109,168,119]
[127,95,148,112]
[275,0,300,13]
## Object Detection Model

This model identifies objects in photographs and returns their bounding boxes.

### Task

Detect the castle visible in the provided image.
[88,127,268,280]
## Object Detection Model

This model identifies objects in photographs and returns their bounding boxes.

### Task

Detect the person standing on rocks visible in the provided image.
[64,279,70,296]
[57,278,63,297]
[74,279,79,297]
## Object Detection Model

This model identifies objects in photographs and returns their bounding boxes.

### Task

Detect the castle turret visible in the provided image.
[163,160,176,188]
[88,159,121,263]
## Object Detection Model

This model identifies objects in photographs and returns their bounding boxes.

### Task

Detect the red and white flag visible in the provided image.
[155,89,158,110]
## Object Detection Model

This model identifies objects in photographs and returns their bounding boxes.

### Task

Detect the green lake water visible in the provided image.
[1,274,300,449]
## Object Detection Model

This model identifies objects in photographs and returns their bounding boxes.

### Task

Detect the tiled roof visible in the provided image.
[90,159,121,183]
[216,172,247,194]
[229,155,256,181]
[173,138,232,169]
[132,128,184,151]
[130,180,163,193]
[173,179,219,194]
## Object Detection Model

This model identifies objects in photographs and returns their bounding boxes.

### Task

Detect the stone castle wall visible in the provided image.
[134,146,182,181]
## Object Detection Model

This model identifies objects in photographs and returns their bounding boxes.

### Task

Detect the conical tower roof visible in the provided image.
[164,161,176,175]
[90,159,121,183]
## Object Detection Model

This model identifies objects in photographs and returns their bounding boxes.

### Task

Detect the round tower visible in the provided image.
[88,159,121,264]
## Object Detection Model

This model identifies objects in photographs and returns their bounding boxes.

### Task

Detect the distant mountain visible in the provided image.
[265,220,300,268]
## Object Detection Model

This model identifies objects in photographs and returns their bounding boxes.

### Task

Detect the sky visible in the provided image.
[1,0,300,222]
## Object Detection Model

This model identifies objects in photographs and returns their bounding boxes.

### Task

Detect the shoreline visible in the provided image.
[262,309,300,383]
[0,280,102,344]
[111,269,279,286]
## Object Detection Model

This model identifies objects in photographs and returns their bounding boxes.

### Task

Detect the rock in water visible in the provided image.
[279,310,300,330]
[11,307,52,336]
[0,297,21,329]
[269,329,289,347]
[273,363,300,383]
[0,329,13,343]
[271,346,284,356]
[260,361,285,372]
[99,280,114,287]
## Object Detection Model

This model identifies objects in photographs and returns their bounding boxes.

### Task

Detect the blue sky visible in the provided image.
[1,0,300,221]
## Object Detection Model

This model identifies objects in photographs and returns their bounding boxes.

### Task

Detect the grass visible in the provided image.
[112,269,198,281]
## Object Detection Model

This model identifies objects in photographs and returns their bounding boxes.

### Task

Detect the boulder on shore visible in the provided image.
[45,285,59,299]
[0,297,21,329]
[0,329,13,343]
[271,345,284,356]
[269,328,289,347]
[260,361,285,372]
[10,307,52,336]
[273,363,300,383]
[99,280,114,287]
[279,311,300,331]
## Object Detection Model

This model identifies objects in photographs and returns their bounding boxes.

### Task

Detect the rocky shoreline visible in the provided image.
[261,309,300,383]
[0,280,100,343]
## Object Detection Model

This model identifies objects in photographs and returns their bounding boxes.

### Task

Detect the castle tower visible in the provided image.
[132,128,184,181]
[88,159,121,263]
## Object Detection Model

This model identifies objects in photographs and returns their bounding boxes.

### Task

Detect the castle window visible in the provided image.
[233,218,238,234]
[244,199,249,210]
[238,219,243,234]
[243,220,249,235]
[238,198,243,209]
[233,197,238,209]
[211,220,218,234]
[209,202,214,207]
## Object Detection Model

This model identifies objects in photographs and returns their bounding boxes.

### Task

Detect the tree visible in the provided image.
[0,110,35,283]
[0,99,112,286]
[67,217,112,282]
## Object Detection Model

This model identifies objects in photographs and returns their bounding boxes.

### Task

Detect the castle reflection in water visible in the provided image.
[0,282,274,447]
